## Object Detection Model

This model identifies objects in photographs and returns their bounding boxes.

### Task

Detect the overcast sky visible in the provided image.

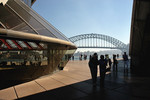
[32,0,133,44]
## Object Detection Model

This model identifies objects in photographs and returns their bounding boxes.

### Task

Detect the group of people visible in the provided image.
[88,52,129,87]
[88,53,110,87]
[79,54,87,60]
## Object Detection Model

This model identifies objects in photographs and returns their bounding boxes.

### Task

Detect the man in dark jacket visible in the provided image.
[88,53,98,87]
[123,52,129,71]
[98,55,107,87]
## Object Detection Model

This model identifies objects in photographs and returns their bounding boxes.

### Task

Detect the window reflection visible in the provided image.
[0,40,76,79]
[58,49,76,70]
[0,45,76,70]
[0,50,48,67]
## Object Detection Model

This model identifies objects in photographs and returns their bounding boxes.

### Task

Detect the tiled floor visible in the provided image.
[0,60,150,100]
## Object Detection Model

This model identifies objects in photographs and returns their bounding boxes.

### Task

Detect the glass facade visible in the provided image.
[0,0,69,40]
[0,0,76,80]
[0,38,76,80]
[0,0,75,42]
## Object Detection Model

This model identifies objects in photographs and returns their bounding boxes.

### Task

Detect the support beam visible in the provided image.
[36,43,44,49]
[11,40,23,50]
[0,39,12,49]
[23,41,32,49]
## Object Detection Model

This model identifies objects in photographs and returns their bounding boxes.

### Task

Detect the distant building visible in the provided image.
[0,0,76,80]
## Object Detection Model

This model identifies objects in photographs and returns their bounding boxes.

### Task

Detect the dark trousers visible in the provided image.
[89,66,97,84]
[100,71,106,87]
[113,63,118,71]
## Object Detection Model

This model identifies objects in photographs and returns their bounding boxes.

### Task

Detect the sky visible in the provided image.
[32,0,133,44]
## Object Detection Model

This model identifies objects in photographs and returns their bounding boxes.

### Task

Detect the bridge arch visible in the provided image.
[69,33,127,51]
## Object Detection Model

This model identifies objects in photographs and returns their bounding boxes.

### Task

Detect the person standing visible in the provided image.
[105,54,109,66]
[113,54,118,71]
[105,54,112,71]
[88,53,98,87]
[72,56,74,61]
[89,55,92,60]
[98,55,107,87]
[123,52,129,71]
[108,58,112,71]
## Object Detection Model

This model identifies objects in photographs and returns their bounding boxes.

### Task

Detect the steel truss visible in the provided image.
[69,33,127,51]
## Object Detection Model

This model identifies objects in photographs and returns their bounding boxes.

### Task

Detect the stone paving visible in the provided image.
[0,60,150,100]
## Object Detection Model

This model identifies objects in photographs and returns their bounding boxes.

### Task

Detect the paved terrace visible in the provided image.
[0,60,150,100]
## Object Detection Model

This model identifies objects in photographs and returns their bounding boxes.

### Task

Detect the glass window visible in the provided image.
[21,0,31,7]
[17,41,27,48]
[6,40,17,48]
[28,42,37,48]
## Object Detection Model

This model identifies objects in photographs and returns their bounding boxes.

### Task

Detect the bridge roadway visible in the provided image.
[0,60,150,99]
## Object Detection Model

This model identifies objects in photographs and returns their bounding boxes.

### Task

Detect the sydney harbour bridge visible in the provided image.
[69,33,128,52]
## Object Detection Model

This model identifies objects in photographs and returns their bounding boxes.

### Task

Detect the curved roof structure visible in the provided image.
[0,28,76,48]
[0,0,69,41]
[0,0,76,81]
